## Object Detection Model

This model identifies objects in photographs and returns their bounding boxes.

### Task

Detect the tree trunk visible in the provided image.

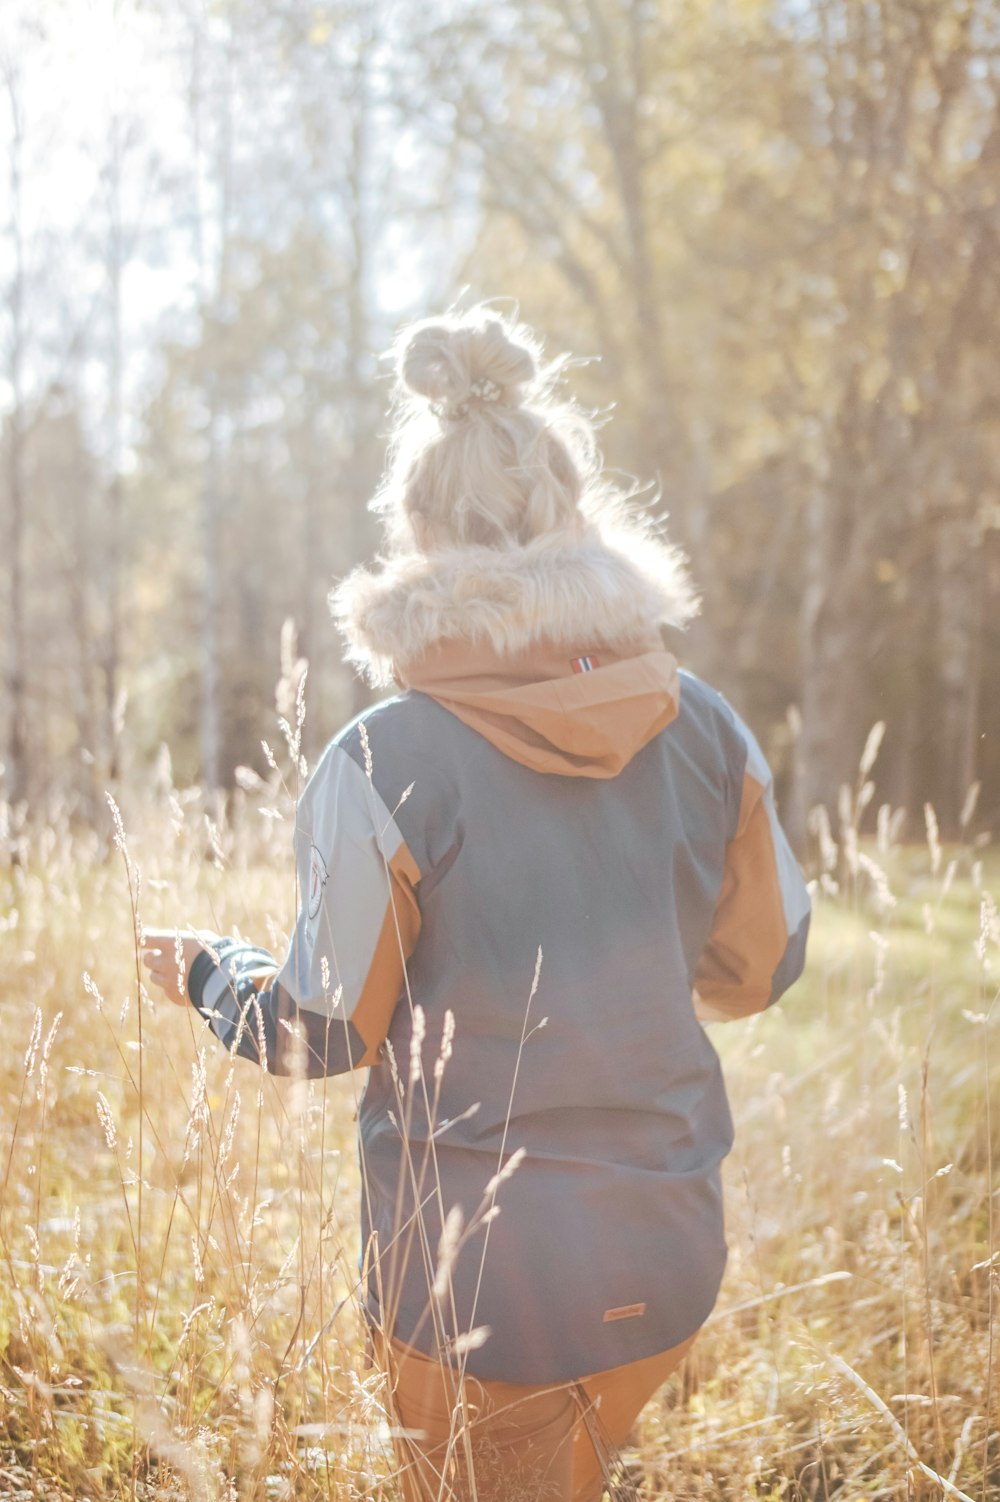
[199,409,223,790]
[104,105,125,786]
[344,15,379,719]
[4,373,27,809]
[189,19,233,790]
[3,61,27,807]
[933,507,982,830]
[794,479,873,822]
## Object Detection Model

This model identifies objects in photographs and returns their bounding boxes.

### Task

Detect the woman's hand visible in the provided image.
[142,929,210,1008]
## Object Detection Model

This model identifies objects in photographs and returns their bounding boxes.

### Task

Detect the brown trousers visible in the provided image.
[373,1331,697,1502]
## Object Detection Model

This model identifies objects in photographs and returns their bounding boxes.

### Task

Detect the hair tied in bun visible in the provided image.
[432,376,505,424]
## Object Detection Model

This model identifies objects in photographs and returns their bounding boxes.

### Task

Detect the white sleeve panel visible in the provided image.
[275,742,412,1016]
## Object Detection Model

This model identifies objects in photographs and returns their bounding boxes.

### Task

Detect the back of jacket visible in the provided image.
[334,666,808,1382]
[191,645,811,1383]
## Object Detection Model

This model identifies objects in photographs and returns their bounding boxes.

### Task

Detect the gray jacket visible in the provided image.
[189,632,810,1383]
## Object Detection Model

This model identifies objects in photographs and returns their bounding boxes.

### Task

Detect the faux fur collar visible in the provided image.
[331,524,698,686]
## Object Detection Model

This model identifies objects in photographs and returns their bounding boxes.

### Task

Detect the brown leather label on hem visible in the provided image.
[602,1302,647,1322]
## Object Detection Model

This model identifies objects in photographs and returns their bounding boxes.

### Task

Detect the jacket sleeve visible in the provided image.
[694,710,811,1022]
[187,740,422,1077]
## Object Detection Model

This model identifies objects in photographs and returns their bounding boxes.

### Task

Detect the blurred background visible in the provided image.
[2,11,998,1496]
[2,0,999,842]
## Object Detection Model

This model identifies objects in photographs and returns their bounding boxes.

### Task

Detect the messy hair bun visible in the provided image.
[331,301,698,681]
[369,304,593,549]
[398,313,537,417]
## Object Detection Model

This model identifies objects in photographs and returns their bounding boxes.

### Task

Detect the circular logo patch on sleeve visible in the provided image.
[307,843,329,920]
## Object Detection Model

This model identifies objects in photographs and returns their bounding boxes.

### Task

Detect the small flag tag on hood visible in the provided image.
[401,639,679,779]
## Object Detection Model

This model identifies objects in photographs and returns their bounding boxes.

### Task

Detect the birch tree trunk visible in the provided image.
[345,9,378,719]
[188,14,234,791]
[103,100,125,786]
[2,56,27,807]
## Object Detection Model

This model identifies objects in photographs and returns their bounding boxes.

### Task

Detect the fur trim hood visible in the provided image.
[331,523,698,685]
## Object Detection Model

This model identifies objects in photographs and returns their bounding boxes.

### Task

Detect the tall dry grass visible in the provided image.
[0,713,997,1501]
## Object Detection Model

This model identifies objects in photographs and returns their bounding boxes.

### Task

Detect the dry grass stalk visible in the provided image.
[0,718,998,1499]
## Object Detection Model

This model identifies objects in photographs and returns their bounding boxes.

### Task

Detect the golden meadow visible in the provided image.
[1,723,997,1501]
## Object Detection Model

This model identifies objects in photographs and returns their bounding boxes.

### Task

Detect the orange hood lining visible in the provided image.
[398,637,680,778]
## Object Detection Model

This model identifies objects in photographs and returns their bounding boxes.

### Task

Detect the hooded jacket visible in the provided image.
[189,528,811,1383]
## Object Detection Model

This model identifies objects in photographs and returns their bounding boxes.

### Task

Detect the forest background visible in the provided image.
[3,0,1000,844]
[3,5,1000,1501]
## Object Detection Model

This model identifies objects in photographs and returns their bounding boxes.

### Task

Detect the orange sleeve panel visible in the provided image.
[278,838,423,1077]
[693,771,790,1020]
[190,841,423,1079]
[350,843,423,1066]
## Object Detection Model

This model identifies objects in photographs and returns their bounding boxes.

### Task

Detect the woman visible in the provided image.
[144,307,810,1502]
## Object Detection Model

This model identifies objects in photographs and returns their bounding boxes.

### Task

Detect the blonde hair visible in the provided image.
[331,305,698,681]
[375,305,613,549]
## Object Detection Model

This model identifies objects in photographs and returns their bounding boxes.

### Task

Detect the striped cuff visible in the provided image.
[187,938,274,1017]
[188,948,219,1013]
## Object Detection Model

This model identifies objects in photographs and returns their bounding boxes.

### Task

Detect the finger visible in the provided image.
[144,929,192,952]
